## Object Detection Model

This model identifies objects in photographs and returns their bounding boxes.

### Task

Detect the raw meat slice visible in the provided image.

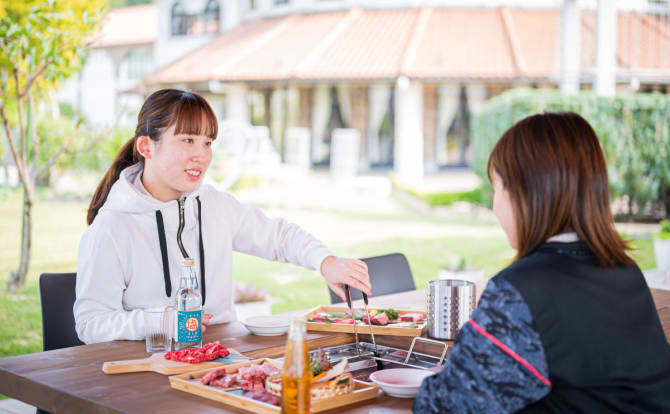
[372,312,389,325]
[209,374,238,388]
[201,367,229,385]
[400,313,425,322]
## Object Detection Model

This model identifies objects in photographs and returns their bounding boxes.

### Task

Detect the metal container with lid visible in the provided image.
[427,279,476,340]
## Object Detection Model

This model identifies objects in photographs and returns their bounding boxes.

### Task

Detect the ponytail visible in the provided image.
[87,138,141,225]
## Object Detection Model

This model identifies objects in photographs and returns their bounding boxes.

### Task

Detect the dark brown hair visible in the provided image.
[486,112,633,268]
[87,89,218,225]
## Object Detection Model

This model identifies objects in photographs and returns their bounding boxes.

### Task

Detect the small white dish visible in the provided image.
[369,368,432,398]
[242,315,291,336]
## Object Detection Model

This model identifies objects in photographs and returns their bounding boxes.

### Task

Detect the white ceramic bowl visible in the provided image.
[369,368,432,398]
[242,315,291,336]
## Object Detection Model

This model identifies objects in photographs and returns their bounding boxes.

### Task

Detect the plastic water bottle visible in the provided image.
[174,257,202,350]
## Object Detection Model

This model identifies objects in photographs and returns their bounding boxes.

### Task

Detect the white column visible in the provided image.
[560,0,581,95]
[394,77,424,186]
[226,83,249,124]
[595,0,618,97]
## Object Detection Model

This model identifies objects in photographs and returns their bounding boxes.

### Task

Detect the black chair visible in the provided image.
[38,273,85,414]
[39,272,85,352]
[329,253,416,304]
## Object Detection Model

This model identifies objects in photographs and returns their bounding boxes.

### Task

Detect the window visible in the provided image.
[249,0,256,10]
[203,0,220,34]
[274,0,289,5]
[171,1,221,36]
[171,2,191,36]
[119,49,151,81]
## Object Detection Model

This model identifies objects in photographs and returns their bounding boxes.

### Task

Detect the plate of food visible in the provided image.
[242,315,291,336]
[303,306,427,337]
[169,354,379,413]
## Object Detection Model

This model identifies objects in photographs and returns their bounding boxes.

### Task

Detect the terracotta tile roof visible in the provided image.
[143,7,670,84]
[406,8,518,80]
[94,4,157,48]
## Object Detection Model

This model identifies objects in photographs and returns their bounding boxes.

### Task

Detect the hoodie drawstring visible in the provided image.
[196,196,206,305]
[155,197,207,305]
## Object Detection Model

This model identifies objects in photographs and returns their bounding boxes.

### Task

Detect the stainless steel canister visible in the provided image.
[427,279,476,340]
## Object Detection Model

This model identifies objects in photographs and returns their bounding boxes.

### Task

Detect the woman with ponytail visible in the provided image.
[75,89,370,344]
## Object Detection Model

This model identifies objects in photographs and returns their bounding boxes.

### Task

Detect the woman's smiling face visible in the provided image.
[139,123,213,202]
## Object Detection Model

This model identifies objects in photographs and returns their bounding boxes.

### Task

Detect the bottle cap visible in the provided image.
[182,257,195,267]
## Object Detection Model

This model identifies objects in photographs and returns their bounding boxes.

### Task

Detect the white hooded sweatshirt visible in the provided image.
[74,163,332,344]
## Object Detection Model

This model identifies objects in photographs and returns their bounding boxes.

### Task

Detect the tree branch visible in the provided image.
[18,56,55,100]
[0,100,29,186]
[18,37,96,100]
[29,90,38,168]
[32,137,71,181]
[13,67,26,166]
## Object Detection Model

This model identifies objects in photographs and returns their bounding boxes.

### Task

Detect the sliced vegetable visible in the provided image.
[378,308,399,320]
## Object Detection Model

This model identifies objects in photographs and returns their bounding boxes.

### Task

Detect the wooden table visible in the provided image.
[1,288,669,414]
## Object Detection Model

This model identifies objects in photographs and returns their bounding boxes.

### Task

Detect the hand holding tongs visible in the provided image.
[343,285,361,356]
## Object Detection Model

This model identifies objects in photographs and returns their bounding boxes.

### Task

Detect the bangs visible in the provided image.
[169,92,218,139]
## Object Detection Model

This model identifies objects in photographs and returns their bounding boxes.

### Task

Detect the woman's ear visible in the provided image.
[136,135,152,159]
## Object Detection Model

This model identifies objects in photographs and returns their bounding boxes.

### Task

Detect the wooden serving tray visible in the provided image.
[102,348,247,375]
[303,306,427,337]
[169,358,380,413]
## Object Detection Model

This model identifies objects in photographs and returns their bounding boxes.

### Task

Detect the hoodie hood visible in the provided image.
[101,163,202,215]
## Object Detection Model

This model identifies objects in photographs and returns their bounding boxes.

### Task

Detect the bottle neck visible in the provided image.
[179,265,199,291]
[288,319,306,342]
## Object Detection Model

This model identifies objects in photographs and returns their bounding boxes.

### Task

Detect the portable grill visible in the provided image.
[304,337,448,382]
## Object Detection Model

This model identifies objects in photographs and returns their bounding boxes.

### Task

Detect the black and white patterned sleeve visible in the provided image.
[412,277,551,414]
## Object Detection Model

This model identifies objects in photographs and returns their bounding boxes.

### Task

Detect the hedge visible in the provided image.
[470,89,670,218]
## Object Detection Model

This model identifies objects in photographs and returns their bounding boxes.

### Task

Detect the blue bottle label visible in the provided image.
[177,310,202,343]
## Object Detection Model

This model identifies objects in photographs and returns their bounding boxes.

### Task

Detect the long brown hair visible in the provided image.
[87,89,218,225]
[487,112,633,268]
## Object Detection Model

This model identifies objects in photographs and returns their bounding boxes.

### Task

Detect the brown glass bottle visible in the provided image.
[281,318,312,414]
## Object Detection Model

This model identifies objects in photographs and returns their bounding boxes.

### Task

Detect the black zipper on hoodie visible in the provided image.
[176,197,189,259]
[155,197,206,305]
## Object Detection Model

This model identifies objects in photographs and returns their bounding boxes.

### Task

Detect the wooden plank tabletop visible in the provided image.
[1,287,668,414]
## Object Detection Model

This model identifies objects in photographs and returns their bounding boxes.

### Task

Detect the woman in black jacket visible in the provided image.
[413,112,670,413]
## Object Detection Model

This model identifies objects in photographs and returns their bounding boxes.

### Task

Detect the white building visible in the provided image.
[59,0,670,183]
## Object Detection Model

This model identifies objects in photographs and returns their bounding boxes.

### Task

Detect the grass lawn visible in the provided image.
[0,194,657,366]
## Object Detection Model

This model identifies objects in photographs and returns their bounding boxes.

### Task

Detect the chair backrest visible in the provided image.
[39,273,84,351]
[329,253,416,304]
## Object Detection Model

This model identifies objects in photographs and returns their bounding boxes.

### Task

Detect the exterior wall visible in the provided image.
[154,0,220,68]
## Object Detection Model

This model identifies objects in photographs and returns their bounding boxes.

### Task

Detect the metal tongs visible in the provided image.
[361,291,379,357]
[343,284,379,358]
[344,285,361,356]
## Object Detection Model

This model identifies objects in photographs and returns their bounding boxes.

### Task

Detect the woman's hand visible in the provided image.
[320,256,371,302]
[202,313,213,333]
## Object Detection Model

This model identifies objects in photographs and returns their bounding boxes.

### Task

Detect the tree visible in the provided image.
[0,0,104,290]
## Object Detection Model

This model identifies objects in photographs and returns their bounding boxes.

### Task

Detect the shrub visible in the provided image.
[470,89,670,219]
